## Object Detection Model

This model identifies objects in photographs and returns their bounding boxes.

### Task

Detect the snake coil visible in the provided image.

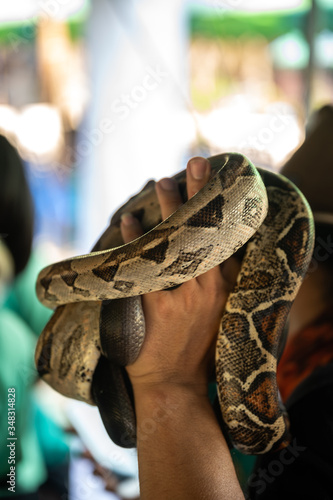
[35,153,314,454]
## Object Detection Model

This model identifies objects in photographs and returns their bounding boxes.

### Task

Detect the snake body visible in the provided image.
[35,153,314,454]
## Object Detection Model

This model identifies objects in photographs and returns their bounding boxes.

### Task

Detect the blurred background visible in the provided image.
[0,0,332,498]
[1,0,332,256]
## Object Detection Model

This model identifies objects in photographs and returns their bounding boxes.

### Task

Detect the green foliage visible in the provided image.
[190,10,308,42]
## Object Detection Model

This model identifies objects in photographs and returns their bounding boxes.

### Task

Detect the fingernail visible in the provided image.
[121,213,135,226]
[158,178,176,191]
[189,158,209,180]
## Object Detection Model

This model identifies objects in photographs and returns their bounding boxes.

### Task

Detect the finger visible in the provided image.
[120,213,144,244]
[220,256,241,292]
[155,177,183,220]
[186,157,211,199]
[195,264,224,292]
[196,256,240,293]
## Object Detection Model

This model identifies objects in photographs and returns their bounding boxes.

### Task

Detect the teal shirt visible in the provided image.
[1,251,69,496]
[4,251,52,339]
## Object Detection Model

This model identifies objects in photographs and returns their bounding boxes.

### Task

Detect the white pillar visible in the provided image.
[77,0,193,251]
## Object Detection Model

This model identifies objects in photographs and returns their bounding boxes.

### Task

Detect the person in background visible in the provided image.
[0,135,69,500]
[0,135,47,499]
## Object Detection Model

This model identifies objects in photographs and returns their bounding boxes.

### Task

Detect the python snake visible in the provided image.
[35,153,314,454]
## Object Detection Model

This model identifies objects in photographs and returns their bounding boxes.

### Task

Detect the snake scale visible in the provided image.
[35,153,314,454]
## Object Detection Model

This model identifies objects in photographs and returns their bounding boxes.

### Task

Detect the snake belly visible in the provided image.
[35,153,314,454]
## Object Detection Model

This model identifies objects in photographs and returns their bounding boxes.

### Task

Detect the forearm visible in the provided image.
[121,158,244,499]
[133,383,244,500]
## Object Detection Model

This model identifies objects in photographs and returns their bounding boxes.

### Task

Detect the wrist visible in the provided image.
[131,377,210,403]
[126,357,215,396]
[131,380,212,433]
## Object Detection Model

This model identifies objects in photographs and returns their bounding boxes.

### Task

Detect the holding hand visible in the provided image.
[120,157,239,393]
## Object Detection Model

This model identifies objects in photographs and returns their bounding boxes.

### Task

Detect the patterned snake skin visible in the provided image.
[35,153,314,454]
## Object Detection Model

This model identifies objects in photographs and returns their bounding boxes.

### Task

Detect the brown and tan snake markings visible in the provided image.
[35,153,314,454]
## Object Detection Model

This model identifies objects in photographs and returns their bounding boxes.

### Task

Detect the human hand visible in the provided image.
[120,157,240,396]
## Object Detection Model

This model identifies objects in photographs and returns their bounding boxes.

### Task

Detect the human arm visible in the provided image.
[121,157,244,500]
